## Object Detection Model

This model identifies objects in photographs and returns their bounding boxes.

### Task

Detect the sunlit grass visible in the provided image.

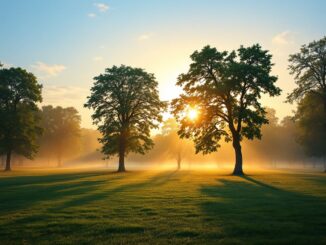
[0,168,325,244]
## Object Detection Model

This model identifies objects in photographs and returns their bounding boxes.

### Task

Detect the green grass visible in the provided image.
[0,168,325,244]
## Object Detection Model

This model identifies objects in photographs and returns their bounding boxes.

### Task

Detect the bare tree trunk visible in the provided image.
[118,134,126,172]
[5,150,11,171]
[232,137,244,175]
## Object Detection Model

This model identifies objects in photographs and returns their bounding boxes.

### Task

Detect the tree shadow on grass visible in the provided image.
[0,172,124,213]
[51,170,180,210]
[200,175,326,244]
[0,170,179,215]
[0,171,104,188]
[0,170,180,243]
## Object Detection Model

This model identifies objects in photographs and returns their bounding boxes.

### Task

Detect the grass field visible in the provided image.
[0,168,325,244]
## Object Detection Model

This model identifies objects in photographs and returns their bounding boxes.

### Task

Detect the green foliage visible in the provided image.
[294,92,326,158]
[0,66,42,159]
[172,45,281,154]
[287,36,326,103]
[85,65,166,159]
[39,105,81,165]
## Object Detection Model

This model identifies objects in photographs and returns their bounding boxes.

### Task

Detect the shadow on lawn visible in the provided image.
[51,170,180,210]
[0,173,116,213]
[0,170,179,240]
[200,175,326,242]
[0,170,179,213]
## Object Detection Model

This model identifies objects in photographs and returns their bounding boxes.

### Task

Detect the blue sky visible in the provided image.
[1,0,326,128]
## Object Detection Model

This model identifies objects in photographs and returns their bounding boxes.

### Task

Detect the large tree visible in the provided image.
[0,66,42,171]
[39,106,81,167]
[287,36,326,115]
[294,92,326,172]
[172,45,281,175]
[85,65,166,172]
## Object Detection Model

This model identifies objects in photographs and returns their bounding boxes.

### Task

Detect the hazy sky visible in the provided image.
[1,0,325,128]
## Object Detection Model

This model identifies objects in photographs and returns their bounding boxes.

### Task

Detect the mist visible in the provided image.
[1,106,324,173]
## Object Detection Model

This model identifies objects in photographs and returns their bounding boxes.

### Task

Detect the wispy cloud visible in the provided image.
[272,31,294,45]
[138,33,152,41]
[42,85,93,128]
[94,3,109,12]
[88,13,96,18]
[31,62,66,78]
[42,85,88,105]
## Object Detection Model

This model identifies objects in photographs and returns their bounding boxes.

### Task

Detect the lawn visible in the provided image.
[0,168,325,244]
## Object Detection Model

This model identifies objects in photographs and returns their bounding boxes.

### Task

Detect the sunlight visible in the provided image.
[187,107,199,121]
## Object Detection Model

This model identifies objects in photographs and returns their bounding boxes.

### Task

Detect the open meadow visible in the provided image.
[0,168,325,244]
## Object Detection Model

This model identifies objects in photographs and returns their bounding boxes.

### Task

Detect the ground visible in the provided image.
[0,168,325,244]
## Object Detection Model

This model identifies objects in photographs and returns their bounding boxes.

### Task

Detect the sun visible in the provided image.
[187,107,199,121]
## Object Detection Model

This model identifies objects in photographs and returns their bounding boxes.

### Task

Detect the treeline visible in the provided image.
[1,36,325,173]
[0,104,101,168]
[0,107,308,170]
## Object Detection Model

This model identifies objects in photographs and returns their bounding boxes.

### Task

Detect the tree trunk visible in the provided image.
[177,152,181,170]
[118,152,125,172]
[323,95,326,128]
[118,134,126,172]
[5,150,12,171]
[1,155,5,167]
[232,137,244,175]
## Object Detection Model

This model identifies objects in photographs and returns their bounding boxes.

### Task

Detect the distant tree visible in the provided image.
[294,92,326,171]
[85,65,166,172]
[79,128,101,156]
[245,108,304,166]
[287,36,326,116]
[172,45,281,175]
[160,118,192,170]
[39,106,81,167]
[0,66,42,171]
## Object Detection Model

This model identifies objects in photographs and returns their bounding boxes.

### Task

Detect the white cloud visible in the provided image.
[42,85,88,105]
[94,3,109,12]
[31,62,66,78]
[88,13,96,18]
[272,31,294,45]
[138,33,152,41]
[93,56,103,62]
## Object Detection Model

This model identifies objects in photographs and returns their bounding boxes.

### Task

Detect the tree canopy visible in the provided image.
[172,44,281,175]
[287,36,326,113]
[85,65,166,172]
[0,66,42,171]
